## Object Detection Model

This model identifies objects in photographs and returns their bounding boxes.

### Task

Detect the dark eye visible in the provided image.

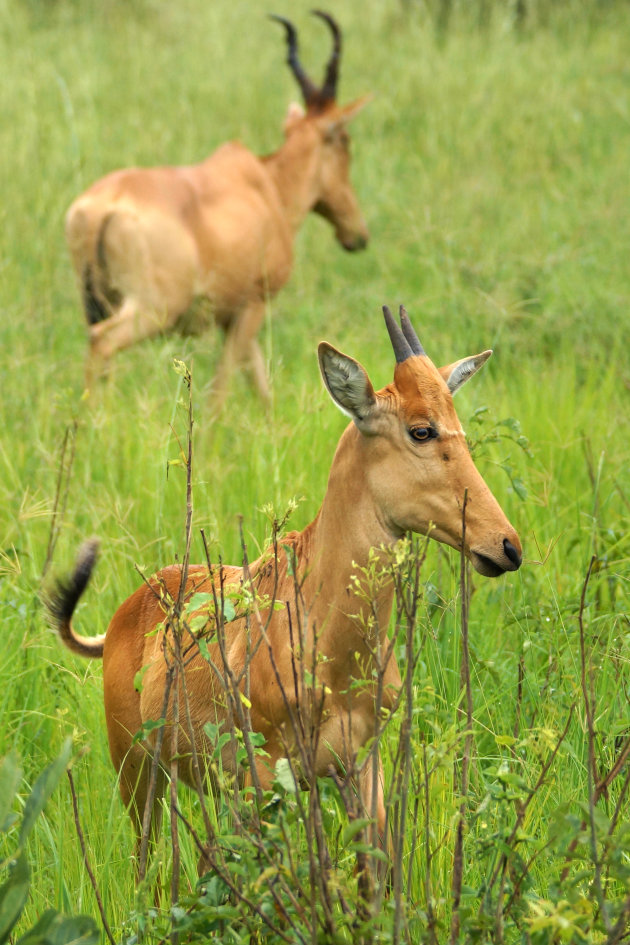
[409,426,435,443]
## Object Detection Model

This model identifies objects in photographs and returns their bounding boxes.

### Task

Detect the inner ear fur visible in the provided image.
[318,342,377,425]
[439,350,492,395]
[319,94,372,136]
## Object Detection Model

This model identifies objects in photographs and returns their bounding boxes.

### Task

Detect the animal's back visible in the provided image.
[187,143,294,303]
[102,562,245,780]
[66,142,292,323]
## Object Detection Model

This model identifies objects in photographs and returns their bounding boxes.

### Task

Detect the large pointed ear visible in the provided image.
[336,94,372,123]
[318,342,377,428]
[283,101,306,133]
[320,94,372,135]
[439,350,492,395]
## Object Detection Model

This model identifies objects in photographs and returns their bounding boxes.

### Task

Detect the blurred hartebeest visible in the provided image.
[47,305,522,871]
[66,12,369,398]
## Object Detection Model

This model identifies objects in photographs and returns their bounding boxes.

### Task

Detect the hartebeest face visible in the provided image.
[312,112,369,251]
[318,306,522,577]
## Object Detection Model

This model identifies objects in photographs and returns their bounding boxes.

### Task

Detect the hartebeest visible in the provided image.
[66,12,369,398]
[47,305,522,865]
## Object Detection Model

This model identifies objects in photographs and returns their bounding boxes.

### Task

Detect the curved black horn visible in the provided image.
[383,305,414,363]
[270,14,318,106]
[312,10,341,103]
[399,305,425,356]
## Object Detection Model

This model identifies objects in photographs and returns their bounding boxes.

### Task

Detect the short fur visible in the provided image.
[67,14,369,400]
[47,308,522,871]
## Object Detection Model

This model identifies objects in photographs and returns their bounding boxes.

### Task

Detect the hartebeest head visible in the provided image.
[271,10,369,251]
[318,305,522,577]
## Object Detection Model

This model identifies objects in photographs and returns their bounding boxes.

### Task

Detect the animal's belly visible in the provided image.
[174,295,216,335]
[313,706,375,777]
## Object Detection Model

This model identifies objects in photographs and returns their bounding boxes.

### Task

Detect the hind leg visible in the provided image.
[116,740,168,877]
[105,679,168,877]
[85,298,177,389]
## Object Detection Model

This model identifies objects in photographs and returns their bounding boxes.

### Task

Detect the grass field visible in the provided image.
[1,0,629,941]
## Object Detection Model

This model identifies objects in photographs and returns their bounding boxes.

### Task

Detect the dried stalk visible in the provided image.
[41,421,77,582]
[138,656,174,883]
[449,492,473,945]
[67,768,116,945]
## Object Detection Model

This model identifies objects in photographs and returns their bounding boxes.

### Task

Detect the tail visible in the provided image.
[81,213,121,325]
[82,265,109,325]
[45,539,106,659]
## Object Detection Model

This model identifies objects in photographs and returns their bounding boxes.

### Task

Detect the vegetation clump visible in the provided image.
[0,0,628,941]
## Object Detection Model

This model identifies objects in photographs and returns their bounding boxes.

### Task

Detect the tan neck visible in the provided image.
[298,424,400,655]
[262,123,321,234]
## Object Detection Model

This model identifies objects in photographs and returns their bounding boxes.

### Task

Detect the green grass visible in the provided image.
[1,0,629,940]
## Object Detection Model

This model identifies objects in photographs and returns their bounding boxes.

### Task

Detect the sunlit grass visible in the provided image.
[0,0,629,937]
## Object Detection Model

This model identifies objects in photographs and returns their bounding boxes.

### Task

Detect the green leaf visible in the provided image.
[133,664,150,693]
[282,545,295,577]
[44,913,99,945]
[186,591,235,626]
[15,909,99,945]
[12,908,57,945]
[185,592,214,613]
[188,614,209,632]
[273,758,298,794]
[198,637,211,662]
[222,598,236,623]
[350,844,389,862]
[342,817,373,846]
[131,718,166,746]
[495,734,516,747]
[0,754,22,834]
[19,739,72,846]
[0,851,30,943]
[202,726,231,760]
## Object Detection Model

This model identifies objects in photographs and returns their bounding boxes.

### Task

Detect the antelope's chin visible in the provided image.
[470,551,510,578]
[339,233,368,252]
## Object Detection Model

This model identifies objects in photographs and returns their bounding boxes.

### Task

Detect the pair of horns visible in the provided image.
[270,10,341,110]
[383,305,426,362]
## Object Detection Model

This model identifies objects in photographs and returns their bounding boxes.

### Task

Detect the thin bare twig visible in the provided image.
[449,491,473,945]
[558,554,626,931]
[67,768,116,945]
[138,659,174,883]
[41,421,77,582]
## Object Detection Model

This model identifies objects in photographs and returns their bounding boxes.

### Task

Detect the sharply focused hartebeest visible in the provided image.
[47,306,522,867]
[66,12,369,398]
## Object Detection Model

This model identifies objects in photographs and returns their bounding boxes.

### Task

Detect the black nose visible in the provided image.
[503,538,522,569]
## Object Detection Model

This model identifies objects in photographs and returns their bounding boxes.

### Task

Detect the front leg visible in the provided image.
[359,751,388,854]
[212,301,270,406]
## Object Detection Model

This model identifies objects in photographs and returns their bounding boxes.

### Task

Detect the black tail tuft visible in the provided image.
[82,266,109,325]
[45,539,99,627]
